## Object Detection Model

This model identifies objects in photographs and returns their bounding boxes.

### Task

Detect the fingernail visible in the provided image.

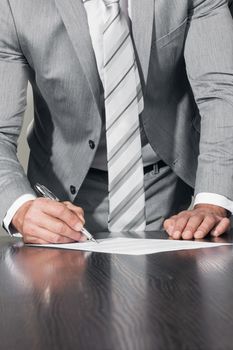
[79,234,88,242]
[79,215,85,223]
[212,230,219,237]
[74,223,83,231]
[173,231,181,239]
[167,226,174,235]
[194,231,203,239]
[182,230,192,239]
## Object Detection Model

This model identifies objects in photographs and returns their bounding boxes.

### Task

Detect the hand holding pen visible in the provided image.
[11,183,97,244]
[34,183,98,243]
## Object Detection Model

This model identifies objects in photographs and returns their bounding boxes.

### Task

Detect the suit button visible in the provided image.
[89,140,95,149]
[70,185,76,195]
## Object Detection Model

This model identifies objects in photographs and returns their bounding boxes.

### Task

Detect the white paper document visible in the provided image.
[30,237,232,256]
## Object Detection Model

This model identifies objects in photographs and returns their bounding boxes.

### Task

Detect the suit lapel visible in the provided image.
[54,0,101,111]
[131,0,154,84]
[54,0,154,105]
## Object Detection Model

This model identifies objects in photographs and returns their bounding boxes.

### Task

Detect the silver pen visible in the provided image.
[34,183,98,243]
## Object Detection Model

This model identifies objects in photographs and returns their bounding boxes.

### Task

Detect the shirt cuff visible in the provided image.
[2,194,36,237]
[194,193,233,215]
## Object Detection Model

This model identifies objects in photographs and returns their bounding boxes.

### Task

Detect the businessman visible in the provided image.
[0,0,233,244]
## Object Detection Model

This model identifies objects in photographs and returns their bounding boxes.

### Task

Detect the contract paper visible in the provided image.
[30,237,232,256]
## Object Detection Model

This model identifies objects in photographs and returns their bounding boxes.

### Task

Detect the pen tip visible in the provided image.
[91,238,99,244]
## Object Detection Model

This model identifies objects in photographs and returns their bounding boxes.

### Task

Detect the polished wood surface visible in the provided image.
[1,232,233,350]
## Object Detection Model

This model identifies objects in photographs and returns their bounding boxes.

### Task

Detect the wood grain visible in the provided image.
[0,233,233,350]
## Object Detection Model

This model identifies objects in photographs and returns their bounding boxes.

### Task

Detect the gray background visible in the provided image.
[0,84,33,235]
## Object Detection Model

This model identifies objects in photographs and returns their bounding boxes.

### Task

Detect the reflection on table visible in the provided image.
[0,231,233,350]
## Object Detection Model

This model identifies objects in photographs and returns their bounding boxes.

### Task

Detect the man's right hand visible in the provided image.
[11,198,86,244]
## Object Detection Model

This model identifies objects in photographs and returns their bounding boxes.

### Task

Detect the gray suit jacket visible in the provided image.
[0,0,233,222]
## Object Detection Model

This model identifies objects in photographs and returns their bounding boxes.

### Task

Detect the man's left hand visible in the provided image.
[163,204,231,240]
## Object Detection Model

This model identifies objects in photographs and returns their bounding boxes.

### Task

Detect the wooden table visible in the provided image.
[1,231,233,350]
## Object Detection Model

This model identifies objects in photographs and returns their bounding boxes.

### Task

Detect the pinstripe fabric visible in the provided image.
[102,0,146,231]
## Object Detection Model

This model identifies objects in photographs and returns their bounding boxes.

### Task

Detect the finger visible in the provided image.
[23,236,49,244]
[163,216,177,236]
[32,212,83,241]
[194,215,218,239]
[23,226,77,244]
[210,217,231,237]
[63,202,85,224]
[182,215,204,240]
[170,214,190,240]
[22,199,84,242]
[79,234,88,242]
[37,200,84,232]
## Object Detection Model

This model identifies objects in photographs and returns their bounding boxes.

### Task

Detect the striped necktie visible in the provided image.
[103,0,146,231]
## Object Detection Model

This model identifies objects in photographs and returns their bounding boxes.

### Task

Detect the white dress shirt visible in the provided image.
[3,0,233,235]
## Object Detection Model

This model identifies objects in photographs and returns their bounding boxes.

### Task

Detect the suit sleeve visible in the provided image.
[0,0,35,224]
[184,0,233,200]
